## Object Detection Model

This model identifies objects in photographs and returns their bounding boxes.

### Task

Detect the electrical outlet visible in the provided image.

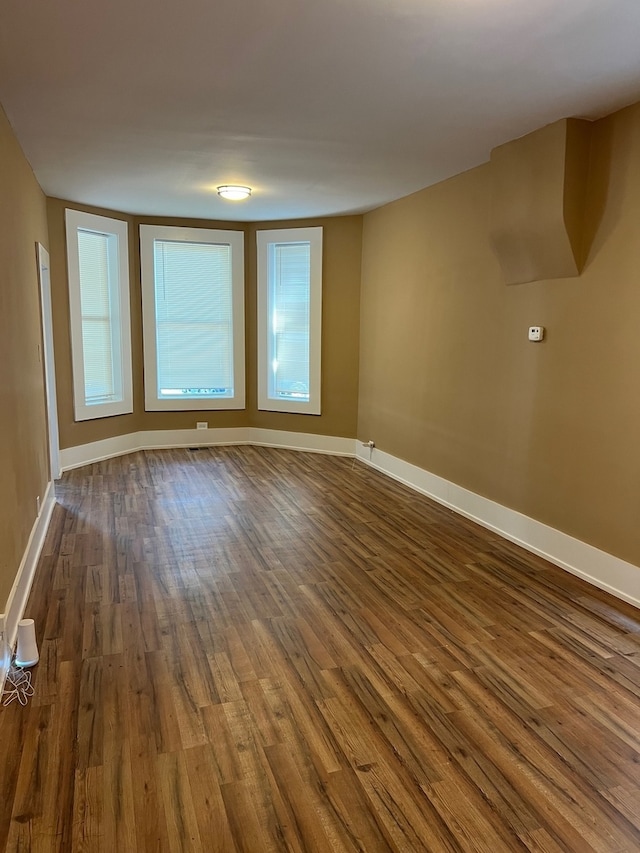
[196,422,208,430]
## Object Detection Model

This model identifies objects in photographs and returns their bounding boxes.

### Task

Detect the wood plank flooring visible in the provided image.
[1,446,639,852]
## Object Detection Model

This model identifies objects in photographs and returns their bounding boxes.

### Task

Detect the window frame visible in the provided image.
[65,209,133,421]
[139,224,246,411]
[256,226,322,415]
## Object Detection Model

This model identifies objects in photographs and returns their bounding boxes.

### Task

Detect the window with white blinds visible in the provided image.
[140,225,245,411]
[257,227,322,414]
[65,210,133,421]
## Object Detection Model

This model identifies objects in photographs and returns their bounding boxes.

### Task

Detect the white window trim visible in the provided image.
[140,224,245,411]
[65,209,133,421]
[257,226,322,415]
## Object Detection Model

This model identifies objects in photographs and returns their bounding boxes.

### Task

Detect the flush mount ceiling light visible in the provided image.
[217,185,252,201]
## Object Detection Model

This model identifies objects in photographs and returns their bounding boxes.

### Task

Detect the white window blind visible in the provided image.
[257,226,322,415]
[268,241,311,402]
[66,209,133,421]
[77,230,118,404]
[154,240,234,398]
[140,225,245,411]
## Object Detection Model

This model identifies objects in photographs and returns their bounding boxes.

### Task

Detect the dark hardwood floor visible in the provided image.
[1,446,639,852]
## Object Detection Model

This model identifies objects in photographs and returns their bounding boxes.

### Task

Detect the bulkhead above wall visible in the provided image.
[489,117,592,285]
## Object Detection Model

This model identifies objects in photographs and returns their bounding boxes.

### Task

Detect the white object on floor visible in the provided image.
[15,619,39,667]
[2,662,35,706]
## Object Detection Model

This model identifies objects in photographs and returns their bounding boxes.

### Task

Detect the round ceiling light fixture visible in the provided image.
[217,185,252,201]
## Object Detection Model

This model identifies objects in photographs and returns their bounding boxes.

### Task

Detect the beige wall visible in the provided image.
[0,106,50,609]
[46,204,362,447]
[358,102,640,568]
[489,118,591,285]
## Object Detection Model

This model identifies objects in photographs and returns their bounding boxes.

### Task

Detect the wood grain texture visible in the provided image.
[1,446,639,851]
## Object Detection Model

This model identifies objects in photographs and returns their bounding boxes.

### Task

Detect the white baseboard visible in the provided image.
[57,432,639,612]
[59,428,357,471]
[356,445,640,610]
[0,480,56,692]
[249,428,355,456]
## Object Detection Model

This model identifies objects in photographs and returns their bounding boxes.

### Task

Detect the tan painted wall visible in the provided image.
[489,118,591,284]
[0,106,50,609]
[47,204,362,446]
[358,101,640,568]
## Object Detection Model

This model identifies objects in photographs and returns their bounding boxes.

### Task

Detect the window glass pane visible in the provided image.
[77,230,117,404]
[270,242,311,401]
[154,240,234,398]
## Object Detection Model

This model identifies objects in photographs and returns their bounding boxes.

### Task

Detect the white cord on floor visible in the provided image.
[2,662,35,707]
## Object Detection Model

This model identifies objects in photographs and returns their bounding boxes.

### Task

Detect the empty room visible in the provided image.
[1,1,639,851]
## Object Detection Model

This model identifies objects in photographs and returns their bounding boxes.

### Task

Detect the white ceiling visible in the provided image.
[2,0,640,222]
